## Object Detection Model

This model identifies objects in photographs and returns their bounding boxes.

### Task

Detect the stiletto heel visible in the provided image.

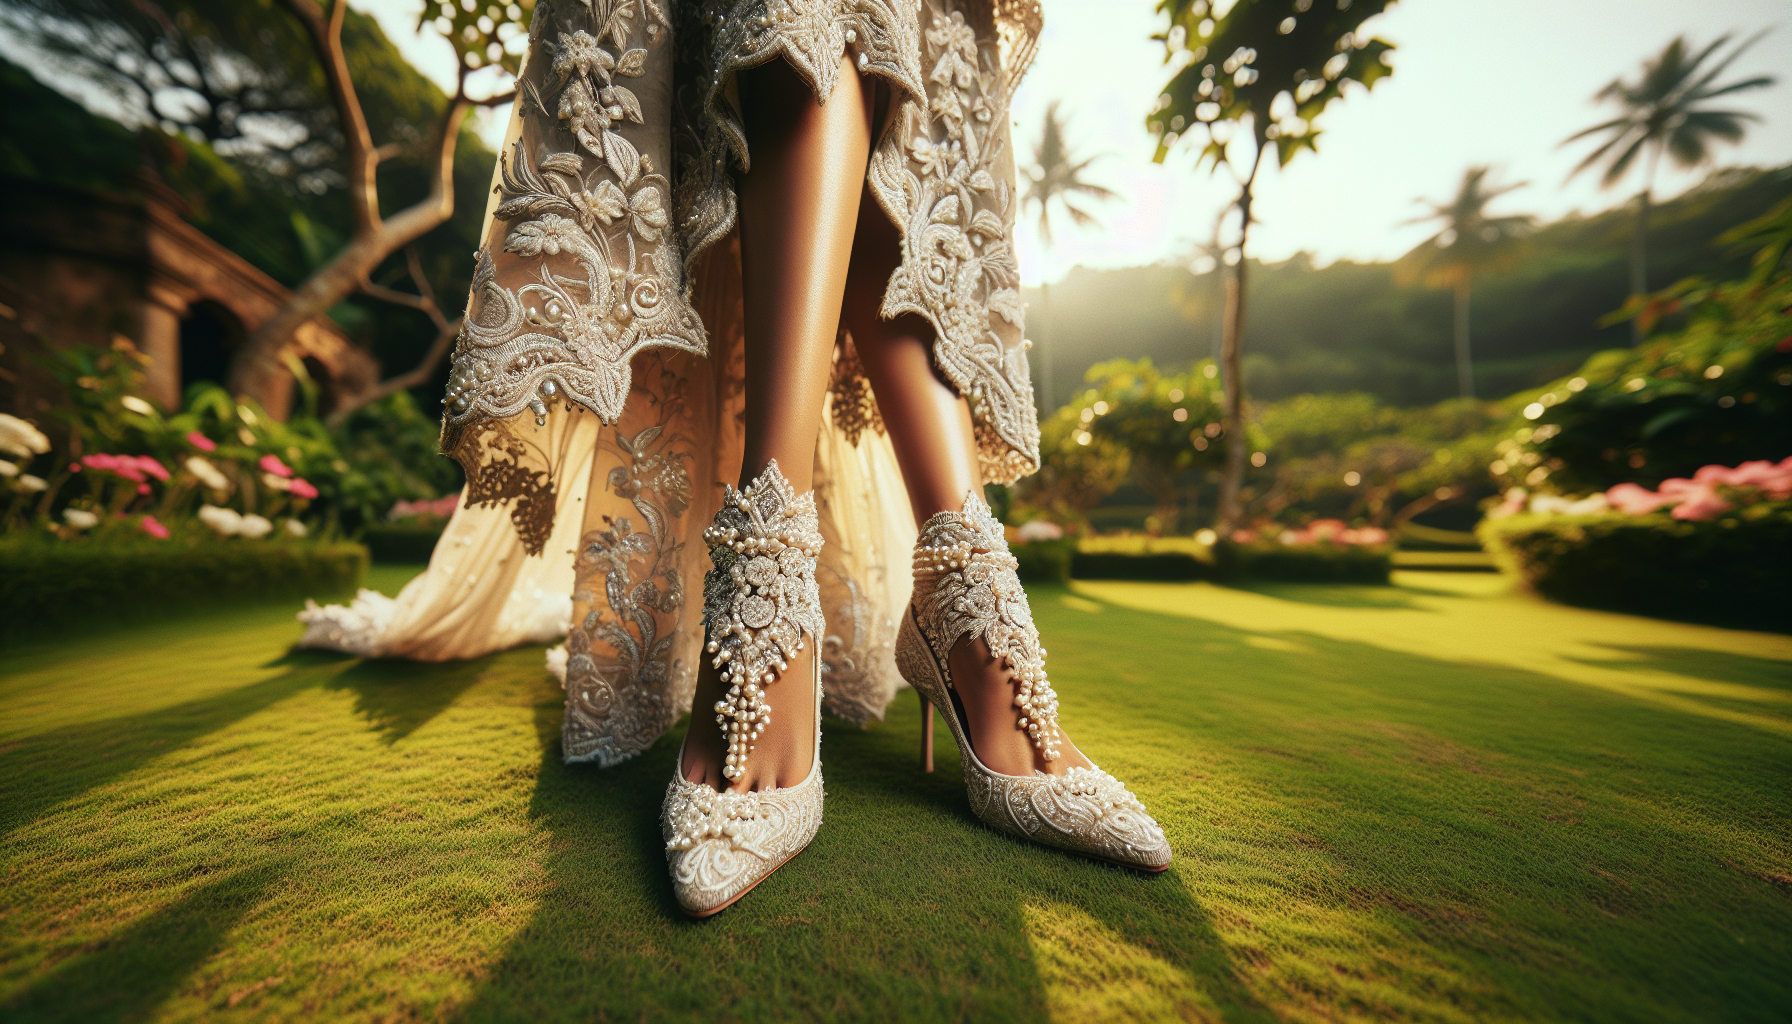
[895,493,1172,871]
[920,694,935,772]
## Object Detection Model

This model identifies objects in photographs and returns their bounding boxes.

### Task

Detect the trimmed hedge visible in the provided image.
[1479,509,1791,632]
[1,540,368,640]
[1072,550,1205,581]
[362,522,446,564]
[1013,539,1075,584]
[1011,535,1393,584]
[1229,542,1393,584]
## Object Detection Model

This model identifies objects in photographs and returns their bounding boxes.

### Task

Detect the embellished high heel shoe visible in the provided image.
[660,460,827,917]
[895,492,1172,872]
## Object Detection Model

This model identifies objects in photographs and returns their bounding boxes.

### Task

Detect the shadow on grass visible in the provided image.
[1230,581,1438,611]
[1567,644,1792,691]
[439,682,1258,1022]
[3,862,285,1024]
[0,660,347,838]
[325,655,493,745]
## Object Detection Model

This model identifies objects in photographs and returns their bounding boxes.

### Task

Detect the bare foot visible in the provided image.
[943,638,1093,777]
[681,646,817,792]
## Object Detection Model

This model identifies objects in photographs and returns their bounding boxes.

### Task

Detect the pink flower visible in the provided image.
[140,515,170,539]
[1667,480,1733,521]
[1307,519,1347,541]
[259,453,293,478]
[288,477,319,500]
[186,431,217,452]
[1715,457,1792,497]
[83,452,145,483]
[1605,482,1675,515]
[1230,529,1259,544]
[134,455,168,482]
[136,483,150,495]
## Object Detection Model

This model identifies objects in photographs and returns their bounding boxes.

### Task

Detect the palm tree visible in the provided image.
[1021,101,1116,414]
[1401,167,1534,400]
[1563,33,1776,341]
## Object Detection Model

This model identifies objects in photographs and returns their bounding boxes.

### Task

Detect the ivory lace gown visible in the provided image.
[299,0,1043,767]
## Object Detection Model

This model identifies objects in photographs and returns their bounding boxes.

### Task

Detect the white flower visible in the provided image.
[63,508,100,530]
[1565,494,1610,516]
[199,504,243,536]
[120,396,155,416]
[1016,520,1064,542]
[262,471,292,492]
[186,456,229,491]
[0,460,16,477]
[0,414,50,459]
[18,474,47,491]
[237,514,273,539]
[284,518,308,538]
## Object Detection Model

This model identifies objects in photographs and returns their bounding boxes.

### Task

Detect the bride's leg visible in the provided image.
[681,56,873,791]
[841,192,1095,778]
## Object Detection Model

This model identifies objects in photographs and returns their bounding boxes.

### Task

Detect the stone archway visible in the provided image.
[0,173,376,422]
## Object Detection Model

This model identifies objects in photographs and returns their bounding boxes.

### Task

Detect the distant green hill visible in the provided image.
[1024,164,1792,409]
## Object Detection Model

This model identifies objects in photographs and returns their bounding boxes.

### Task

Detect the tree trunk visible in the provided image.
[1216,149,1264,533]
[1629,185,1651,345]
[1039,279,1053,415]
[1453,276,1474,399]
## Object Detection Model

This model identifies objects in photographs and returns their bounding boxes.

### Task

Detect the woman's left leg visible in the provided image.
[679,55,875,792]
[839,185,1095,778]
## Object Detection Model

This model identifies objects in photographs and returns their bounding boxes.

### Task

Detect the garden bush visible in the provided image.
[1479,507,1791,632]
[1009,533,1394,584]
[0,538,367,639]
[1012,538,1075,584]
[362,521,446,563]
[1221,541,1393,584]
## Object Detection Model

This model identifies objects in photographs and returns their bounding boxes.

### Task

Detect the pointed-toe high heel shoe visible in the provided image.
[660,460,827,917]
[895,492,1172,872]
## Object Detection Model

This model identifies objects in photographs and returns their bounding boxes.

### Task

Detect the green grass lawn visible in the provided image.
[3,567,1789,1023]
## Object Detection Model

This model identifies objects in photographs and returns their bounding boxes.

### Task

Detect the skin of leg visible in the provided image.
[840,185,1094,778]
[681,56,874,792]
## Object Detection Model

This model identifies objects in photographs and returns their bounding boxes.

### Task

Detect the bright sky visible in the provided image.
[364,0,1792,286]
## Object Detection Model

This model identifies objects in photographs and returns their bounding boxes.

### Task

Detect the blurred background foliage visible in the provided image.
[1024,164,1791,412]
[0,0,495,407]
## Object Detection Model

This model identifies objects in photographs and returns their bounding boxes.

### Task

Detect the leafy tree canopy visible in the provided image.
[1149,0,1394,169]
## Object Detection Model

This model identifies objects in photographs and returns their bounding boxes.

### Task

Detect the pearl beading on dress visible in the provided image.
[700,460,825,780]
[911,491,1062,762]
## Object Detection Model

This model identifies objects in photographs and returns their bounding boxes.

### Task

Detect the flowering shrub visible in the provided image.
[0,341,458,542]
[1265,519,1391,547]
[388,493,461,522]
[1491,456,1792,524]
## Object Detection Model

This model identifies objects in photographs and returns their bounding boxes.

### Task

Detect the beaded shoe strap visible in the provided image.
[701,459,825,781]
[912,492,1062,762]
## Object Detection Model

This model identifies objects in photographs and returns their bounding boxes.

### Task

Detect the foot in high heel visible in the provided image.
[660,461,828,916]
[896,492,1172,872]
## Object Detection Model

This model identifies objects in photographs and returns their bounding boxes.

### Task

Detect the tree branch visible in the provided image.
[323,315,460,429]
[279,0,379,234]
